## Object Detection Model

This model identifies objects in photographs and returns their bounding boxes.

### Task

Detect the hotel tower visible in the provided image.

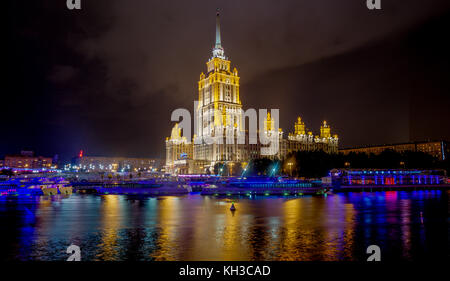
[194,10,245,163]
[165,10,339,175]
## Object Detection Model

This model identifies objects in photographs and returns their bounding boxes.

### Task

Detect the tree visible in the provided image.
[401,151,436,169]
[213,162,228,176]
[0,169,14,178]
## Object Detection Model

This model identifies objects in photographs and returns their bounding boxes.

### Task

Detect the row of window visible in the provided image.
[202,84,235,104]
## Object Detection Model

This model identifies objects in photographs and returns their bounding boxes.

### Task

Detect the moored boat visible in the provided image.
[41,186,58,196]
[55,179,73,195]
[0,177,73,196]
[200,177,327,196]
[92,180,190,195]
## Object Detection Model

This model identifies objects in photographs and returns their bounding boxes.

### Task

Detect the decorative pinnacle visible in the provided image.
[215,8,222,49]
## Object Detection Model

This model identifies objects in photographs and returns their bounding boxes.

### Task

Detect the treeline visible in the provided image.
[0,169,14,178]
[213,149,450,178]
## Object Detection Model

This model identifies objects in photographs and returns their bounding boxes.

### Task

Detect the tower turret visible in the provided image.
[320,121,331,138]
[294,116,306,135]
[197,10,242,140]
[264,112,274,132]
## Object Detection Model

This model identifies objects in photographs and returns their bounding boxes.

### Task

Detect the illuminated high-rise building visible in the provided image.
[193,9,245,163]
[165,10,339,175]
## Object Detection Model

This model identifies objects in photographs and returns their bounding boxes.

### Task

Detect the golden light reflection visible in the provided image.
[280,197,356,261]
[220,201,248,260]
[280,198,310,260]
[341,202,356,259]
[97,195,121,261]
[151,197,180,260]
[245,199,282,260]
[187,197,223,260]
[187,198,253,260]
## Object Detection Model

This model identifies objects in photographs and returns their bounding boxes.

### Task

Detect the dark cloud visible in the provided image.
[48,65,78,83]
[4,0,450,161]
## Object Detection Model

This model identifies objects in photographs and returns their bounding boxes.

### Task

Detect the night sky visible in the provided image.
[4,0,450,162]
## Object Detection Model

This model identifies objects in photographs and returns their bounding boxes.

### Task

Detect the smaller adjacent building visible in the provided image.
[169,159,211,175]
[165,114,339,175]
[2,151,53,169]
[339,140,449,160]
[73,155,161,173]
[165,123,197,174]
[282,118,339,156]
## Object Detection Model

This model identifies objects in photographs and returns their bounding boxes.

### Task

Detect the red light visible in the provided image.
[79,150,83,158]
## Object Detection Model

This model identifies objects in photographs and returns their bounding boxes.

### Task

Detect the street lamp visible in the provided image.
[229,162,234,177]
[287,162,294,177]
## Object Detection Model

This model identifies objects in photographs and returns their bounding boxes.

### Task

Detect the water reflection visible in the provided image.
[0,190,447,261]
[278,197,356,260]
[97,195,121,260]
[151,197,180,260]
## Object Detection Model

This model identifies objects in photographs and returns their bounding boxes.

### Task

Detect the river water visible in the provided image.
[0,190,448,261]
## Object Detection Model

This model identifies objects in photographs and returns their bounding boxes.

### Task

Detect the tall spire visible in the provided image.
[215,8,222,49]
[212,8,225,59]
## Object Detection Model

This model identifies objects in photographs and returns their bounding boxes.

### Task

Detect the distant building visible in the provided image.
[73,156,161,173]
[2,151,53,169]
[339,140,449,160]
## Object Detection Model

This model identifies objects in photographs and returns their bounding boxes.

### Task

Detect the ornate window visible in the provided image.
[204,87,211,104]
[224,84,231,102]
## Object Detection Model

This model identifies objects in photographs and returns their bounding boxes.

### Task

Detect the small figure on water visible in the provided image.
[230,202,236,211]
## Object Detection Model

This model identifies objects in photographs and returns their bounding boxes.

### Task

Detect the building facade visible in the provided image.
[282,119,339,156]
[165,123,194,174]
[165,11,339,175]
[339,140,449,160]
[73,156,161,173]
[2,151,53,169]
